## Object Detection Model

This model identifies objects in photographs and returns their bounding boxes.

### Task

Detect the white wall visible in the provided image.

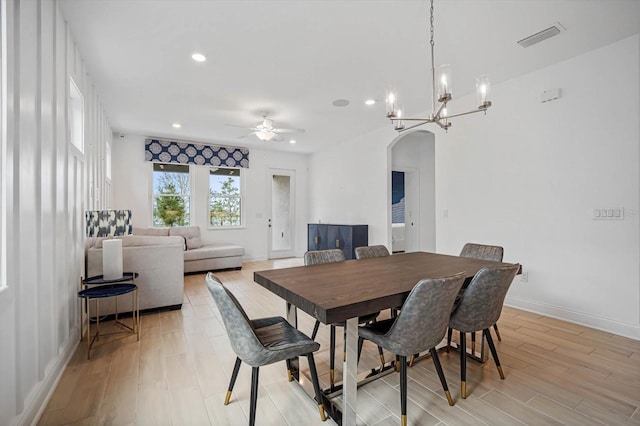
[307,125,436,253]
[435,35,640,339]
[309,35,639,339]
[309,125,397,246]
[112,134,310,260]
[0,1,113,425]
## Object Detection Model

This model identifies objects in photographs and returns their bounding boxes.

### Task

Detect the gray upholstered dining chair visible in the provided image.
[357,273,466,425]
[354,244,391,369]
[449,264,520,399]
[354,244,390,259]
[304,249,380,387]
[448,243,505,354]
[206,273,326,425]
[459,243,504,263]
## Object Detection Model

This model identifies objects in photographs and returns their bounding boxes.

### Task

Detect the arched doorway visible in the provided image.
[388,130,436,252]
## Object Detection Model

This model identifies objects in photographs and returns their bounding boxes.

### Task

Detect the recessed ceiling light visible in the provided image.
[289,139,296,144]
[191,53,206,62]
[172,123,182,128]
[365,99,376,106]
[332,99,350,107]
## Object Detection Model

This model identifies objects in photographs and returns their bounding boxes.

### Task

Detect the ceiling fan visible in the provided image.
[228,113,305,141]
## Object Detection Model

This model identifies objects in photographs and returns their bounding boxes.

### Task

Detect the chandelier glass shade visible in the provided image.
[386,0,492,132]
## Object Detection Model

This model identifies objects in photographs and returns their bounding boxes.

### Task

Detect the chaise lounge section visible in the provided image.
[134,225,245,273]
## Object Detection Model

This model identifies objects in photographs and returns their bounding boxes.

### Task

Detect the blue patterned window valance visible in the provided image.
[145,138,250,168]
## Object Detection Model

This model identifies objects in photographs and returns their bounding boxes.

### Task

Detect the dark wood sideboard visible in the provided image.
[307,224,368,260]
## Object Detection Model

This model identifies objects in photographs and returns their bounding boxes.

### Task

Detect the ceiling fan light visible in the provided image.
[256,130,275,141]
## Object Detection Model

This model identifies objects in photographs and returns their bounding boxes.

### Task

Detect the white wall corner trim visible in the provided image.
[505,295,640,341]
[14,334,78,426]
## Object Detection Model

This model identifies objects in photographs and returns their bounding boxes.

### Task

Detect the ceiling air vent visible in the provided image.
[517,23,564,48]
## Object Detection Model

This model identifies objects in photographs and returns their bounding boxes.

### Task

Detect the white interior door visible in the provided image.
[403,169,419,252]
[268,169,295,259]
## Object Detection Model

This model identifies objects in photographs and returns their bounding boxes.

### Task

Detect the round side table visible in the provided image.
[79,272,140,359]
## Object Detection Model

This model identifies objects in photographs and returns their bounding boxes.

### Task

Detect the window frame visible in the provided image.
[208,166,244,229]
[0,0,6,291]
[152,163,191,227]
[105,139,112,181]
[69,76,84,154]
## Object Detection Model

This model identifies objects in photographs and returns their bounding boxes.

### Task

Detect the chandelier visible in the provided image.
[386,0,492,132]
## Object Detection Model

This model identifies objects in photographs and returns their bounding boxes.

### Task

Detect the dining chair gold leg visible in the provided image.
[225,357,242,405]
[460,331,467,399]
[409,354,415,367]
[493,323,502,341]
[472,332,477,356]
[484,328,505,379]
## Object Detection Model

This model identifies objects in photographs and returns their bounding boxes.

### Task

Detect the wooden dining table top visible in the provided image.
[254,251,519,325]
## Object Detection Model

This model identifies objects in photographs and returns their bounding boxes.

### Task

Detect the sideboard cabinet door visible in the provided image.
[307,224,329,251]
[309,224,367,260]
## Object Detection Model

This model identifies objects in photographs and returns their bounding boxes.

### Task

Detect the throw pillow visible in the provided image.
[186,237,202,250]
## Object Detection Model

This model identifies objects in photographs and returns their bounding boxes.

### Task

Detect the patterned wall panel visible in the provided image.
[145,138,250,168]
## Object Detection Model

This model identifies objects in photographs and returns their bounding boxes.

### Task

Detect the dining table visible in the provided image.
[254,251,519,426]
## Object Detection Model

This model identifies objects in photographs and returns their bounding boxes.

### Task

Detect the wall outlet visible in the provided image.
[520,272,529,282]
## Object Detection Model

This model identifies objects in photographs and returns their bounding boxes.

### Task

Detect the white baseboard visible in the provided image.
[10,327,79,426]
[505,295,640,341]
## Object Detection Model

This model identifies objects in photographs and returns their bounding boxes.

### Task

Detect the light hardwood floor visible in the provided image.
[39,259,640,425]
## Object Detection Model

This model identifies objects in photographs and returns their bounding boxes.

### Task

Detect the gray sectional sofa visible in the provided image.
[86,235,185,313]
[85,226,244,313]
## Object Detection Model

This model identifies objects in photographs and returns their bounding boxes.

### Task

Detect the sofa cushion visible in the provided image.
[134,227,170,237]
[94,235,184,248]
[183,244,244,262]
[169,226,203,250]
[186,237,203,250]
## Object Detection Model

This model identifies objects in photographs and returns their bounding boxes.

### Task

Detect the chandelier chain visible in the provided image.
[386,0,492,132]
[430,0,436,115]
[430,0,434,48]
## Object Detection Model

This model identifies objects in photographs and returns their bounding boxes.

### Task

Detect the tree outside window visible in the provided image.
[209,167,241,227]
[153,163,190,227]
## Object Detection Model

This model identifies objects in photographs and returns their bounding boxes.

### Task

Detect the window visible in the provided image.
[209,167,242,227]
[105,140,112,181]
[69,77,84,153]
[153,163,190,227]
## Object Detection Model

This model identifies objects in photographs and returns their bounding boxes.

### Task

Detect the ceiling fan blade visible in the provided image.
[226,123,254,129]
[274,128,305,134]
